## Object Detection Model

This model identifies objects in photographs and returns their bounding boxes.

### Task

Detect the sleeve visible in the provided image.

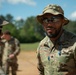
[37,45,44,75]
[13,38,20,56]
[74,42,76,66]
[0,42,4,57]
[71,42,76,74]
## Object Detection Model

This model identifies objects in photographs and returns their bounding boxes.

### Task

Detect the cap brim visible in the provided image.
[1,20,9,26]
[37,13,69,25]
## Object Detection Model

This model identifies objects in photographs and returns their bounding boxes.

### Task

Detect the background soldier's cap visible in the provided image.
[37,4,69,25]
[0,18,9,26]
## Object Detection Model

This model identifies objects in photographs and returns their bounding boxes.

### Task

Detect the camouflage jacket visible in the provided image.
[2,37,20,63]
[0,41,4,56]
[37,30,76,75]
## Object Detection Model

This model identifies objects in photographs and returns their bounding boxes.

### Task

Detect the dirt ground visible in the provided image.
[17,51,39,75]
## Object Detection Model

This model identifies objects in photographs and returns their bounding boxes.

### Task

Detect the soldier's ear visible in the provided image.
[62,19,65,26]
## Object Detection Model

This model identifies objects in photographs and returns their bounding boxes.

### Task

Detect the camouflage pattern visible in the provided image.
[0,18,9,75]
[37,30,76,75]
[0,66,6,75]
[37,4,69,25]
[2,37,20,75]
[0,41,4,67]
[0,18,9,67]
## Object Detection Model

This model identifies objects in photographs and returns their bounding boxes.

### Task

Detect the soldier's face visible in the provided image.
[1,34,11,40]
[42,14,64,38]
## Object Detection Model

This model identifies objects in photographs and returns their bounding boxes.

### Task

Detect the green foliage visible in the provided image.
[0,15,6,20]
[1,14,44,43]
[5,14,13,23]
[1,14,76,43]
[2,23,19,39]
[20,16,44,43]
[64,20,76,34]
[14,19,25,29]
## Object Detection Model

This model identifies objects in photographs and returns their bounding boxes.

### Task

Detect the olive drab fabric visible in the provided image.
[0,18,9,67]
[37,4,69,25]
[0,67,5,75]
[0,41,4,66]
[37,30,76,75]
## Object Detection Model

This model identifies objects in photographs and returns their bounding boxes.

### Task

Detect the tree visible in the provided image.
[22,16,44,43]
[64,20,76,34]
[2,23,19,39]
[5,14,13,23]
[0,15,6,20]
[14,19,25,29]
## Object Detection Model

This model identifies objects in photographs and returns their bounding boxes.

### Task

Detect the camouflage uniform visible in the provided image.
[0,40,4,67]
[0,18,9,68]
[37,30,76,75]
[37,4,76,75]
[2,37,20,75]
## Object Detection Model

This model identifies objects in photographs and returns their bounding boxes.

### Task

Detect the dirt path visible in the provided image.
[17,51,39,75]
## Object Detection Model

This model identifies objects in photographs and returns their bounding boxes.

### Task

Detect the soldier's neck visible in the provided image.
[50,29,63,44]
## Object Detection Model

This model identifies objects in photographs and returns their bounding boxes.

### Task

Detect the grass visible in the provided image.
[20,42,39,51]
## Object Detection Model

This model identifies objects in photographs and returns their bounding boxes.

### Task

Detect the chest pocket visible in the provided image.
[56,48,76,72]
[56,54,70,64]
[55,41,74,63]
[58,48,74,63]
[8,39,16,53]
[40,45,51,66]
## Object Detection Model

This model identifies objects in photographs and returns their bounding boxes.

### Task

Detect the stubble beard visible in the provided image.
[45,27,62,38]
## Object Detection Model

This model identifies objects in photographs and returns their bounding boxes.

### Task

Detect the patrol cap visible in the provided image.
[37,4,69,25]
[2,30,11,35]
[0,18,9,26]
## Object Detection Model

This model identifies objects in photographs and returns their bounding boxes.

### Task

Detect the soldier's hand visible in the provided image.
[65,73,76,75]
[65,71,76,75]
[9,54,15,59]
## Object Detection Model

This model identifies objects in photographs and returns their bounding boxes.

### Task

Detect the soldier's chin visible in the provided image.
[46,33,57,38]
[47,34,54,38]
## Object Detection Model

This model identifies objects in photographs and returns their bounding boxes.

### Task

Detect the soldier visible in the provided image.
[0,18,9,67]
[0,18,9,75]
[1,30,20,75]
[36,4,76,75]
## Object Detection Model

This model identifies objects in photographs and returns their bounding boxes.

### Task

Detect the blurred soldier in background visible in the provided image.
[36,4,76,75]
[0,18,9,67]
[0,18,9,75]
[1,30,20,75]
